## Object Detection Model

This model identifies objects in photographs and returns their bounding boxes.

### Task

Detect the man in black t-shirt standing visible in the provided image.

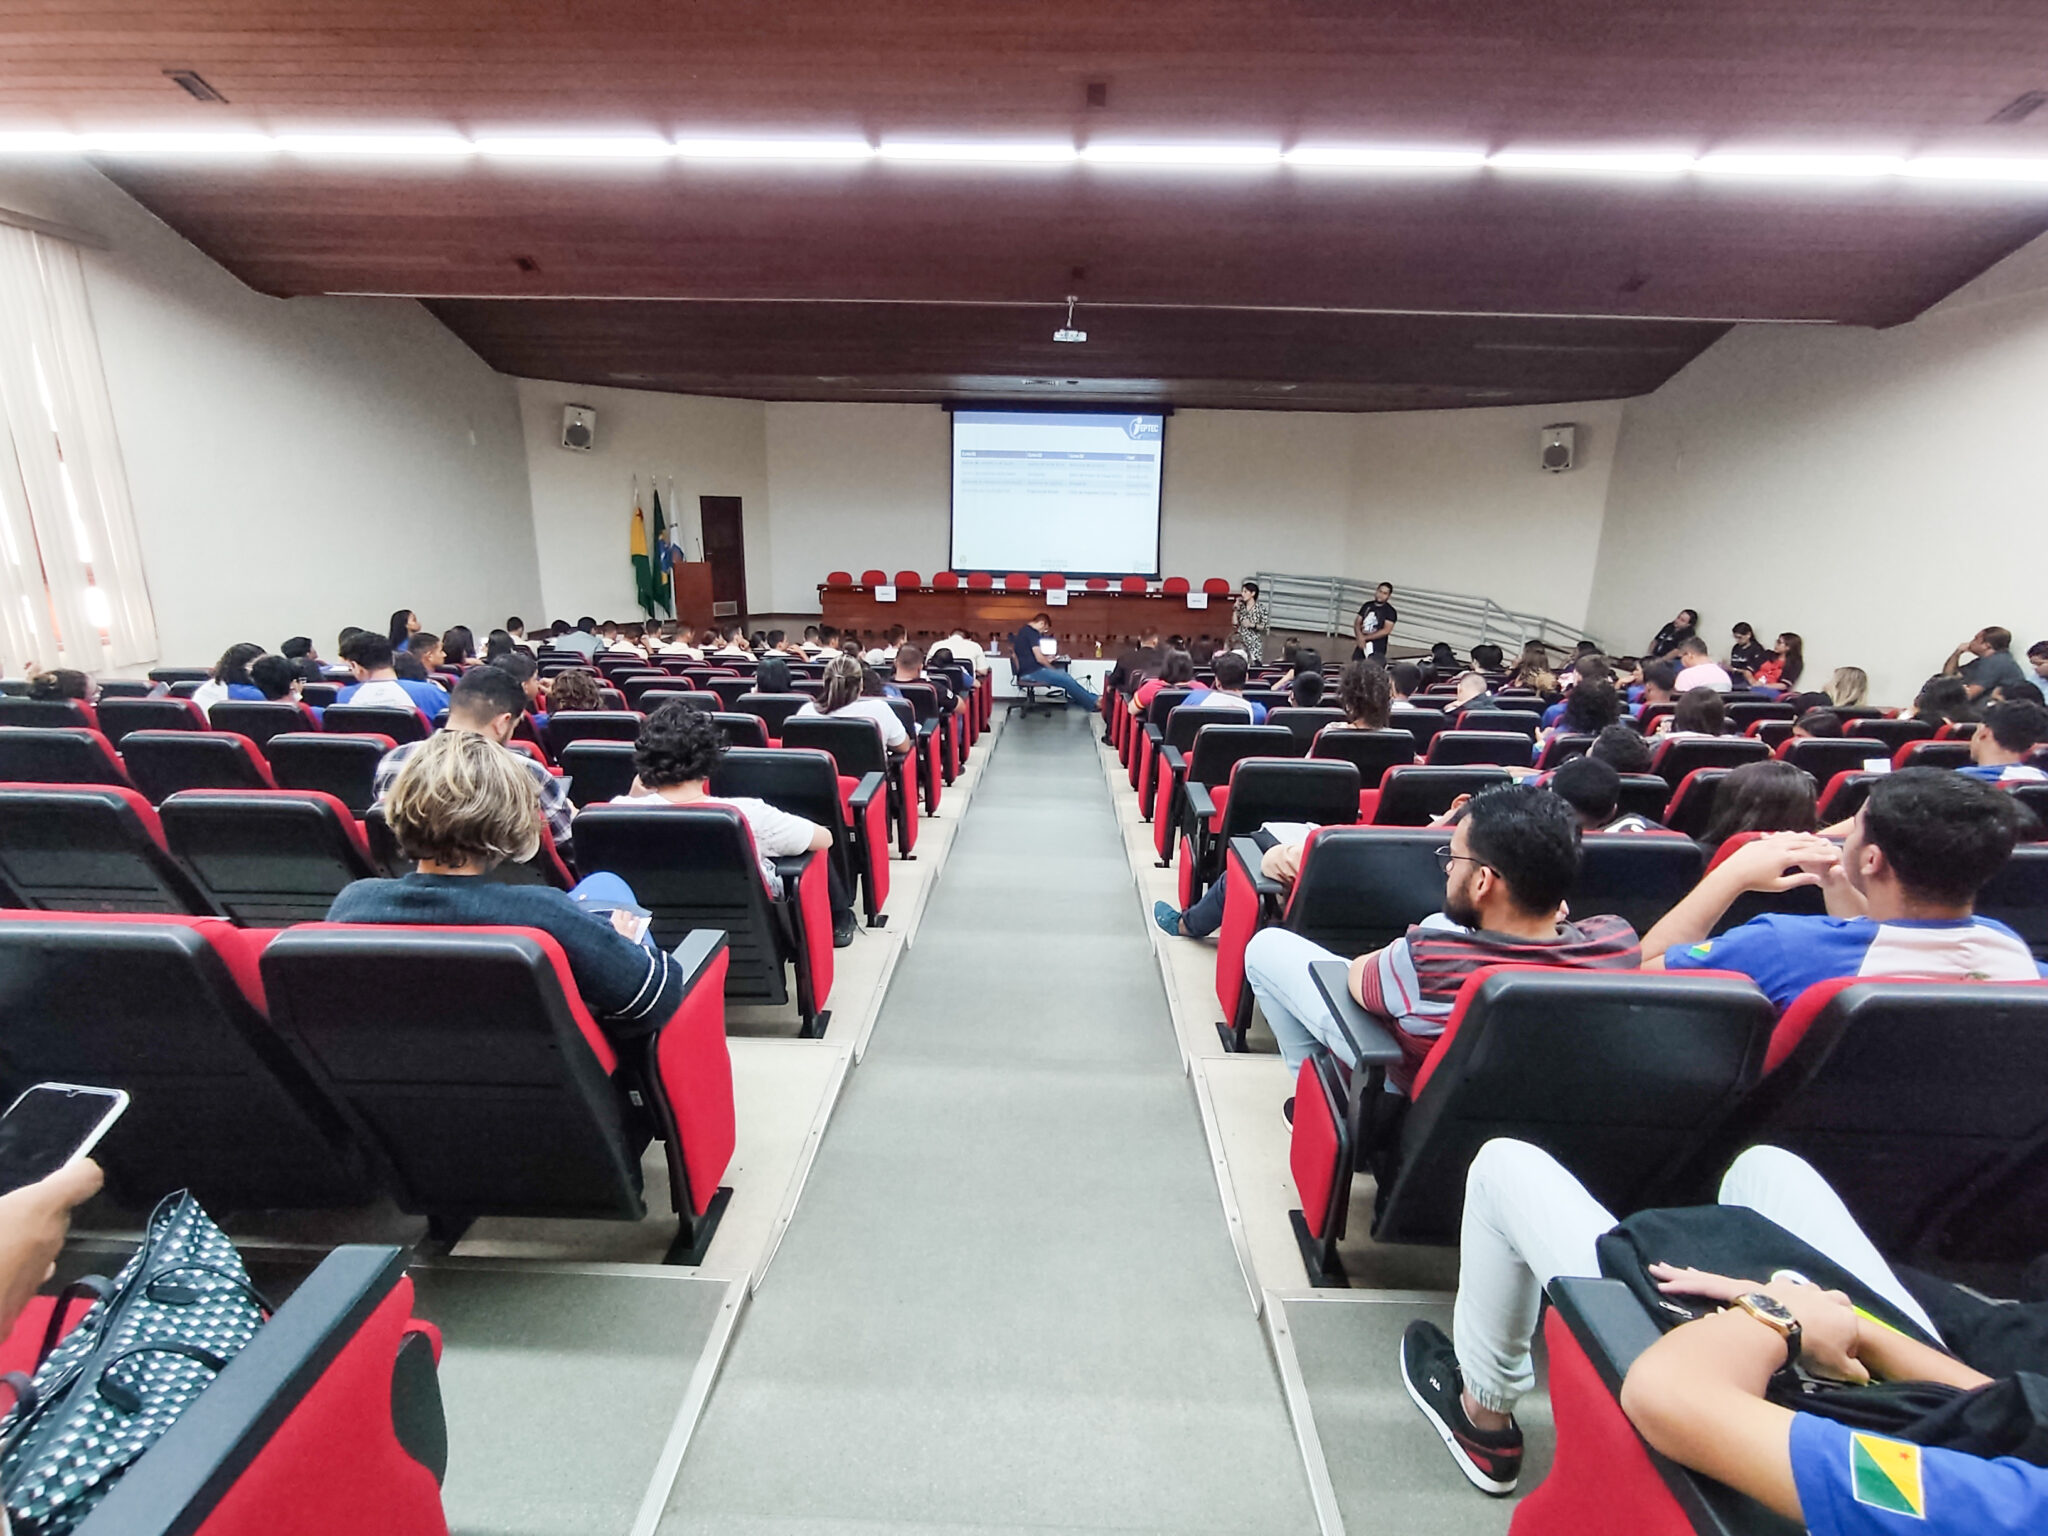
[1354,581,1398,661]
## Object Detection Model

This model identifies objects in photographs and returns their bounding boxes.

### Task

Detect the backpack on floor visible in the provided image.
[0,1191,268,1534]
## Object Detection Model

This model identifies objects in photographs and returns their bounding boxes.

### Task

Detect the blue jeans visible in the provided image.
[1019,667,1099,710]
[1180,876,1229,937]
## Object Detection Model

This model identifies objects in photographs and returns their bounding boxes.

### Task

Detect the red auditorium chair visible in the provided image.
[325,703,430,744]
[1085,577,1109,591]
[1777,736,1881,781]
[1847,716,1935,752]
[1746,718,1795,748]
[1532,732,1595,771]
[2008,781,2048,836]
[1041,572,1066,591]
[713,745,890,928]
[1127,685,1197,785]
[1119,576,1147,594]
[1370,765,1513,826]
[1426,731,1537,768]
[1455,708,1541,738]
[710,712,771,749]
[701,677,754,710]
[859,567,888,587]
[1160,576,1190,596]
[1202,578,1232,597]
[1143,705,1252,827]
[893,569,921,589]
[0,784,218,914]
[966,571,994,591]
[1725,699,1795,730]
[95,694,207,745]
[931,570,961,590]
[148,666,212,684]
[1288,965,1773,1281]
[1896,738,1972,770]
[1639,701,1676,732]
[1977,842,2048,960]
[262,923,737,1259]
[0,695,97,731]
[892,680,959,788]
[1936,719,1981,741]
[1269,707,1346,751]
[543,709,644,760]
[558,739,639,808]
[572,804,834,1038]
[208,698,323,757]
[1660,767,1731,839]
[1616,773,1677,822]
[733,691,809,741]
[0,725,134,789]
[362,805,575,889]
[159,789,379,925]
[267,732,396,817]
[1570,831,1707,933]
[1648,734,1768,789]
[632,687,721,716]
[121,730,276,803]
[1156,721,1296,865]
[0,911,370,1205]
[1003,571,1032,592]
[1386,706,1451,755]
[0,1243,450,1536]
[1182,756,1360,911]
[784,715,920,859]
[1309,727,1415,794]
[1815,769,1884,824]
[825,570,855,589]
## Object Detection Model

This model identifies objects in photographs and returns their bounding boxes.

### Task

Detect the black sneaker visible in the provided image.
[1400,1320,1523,1495]
[1282,1096,1295,1129]
[832,910,858,948]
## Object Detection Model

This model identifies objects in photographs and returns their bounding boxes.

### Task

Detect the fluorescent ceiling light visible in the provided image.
[275,134,474,158]
[1286,144,1486,169]
[474,136,673,159]
[673,138,873,161]
[1081,143,1282,167]
[878,141,1076,163]
[0,132,82,153]
[1904,156,2048,182]
[1696,152,1904,178]
[1489,149,1695,176]
[78,130,273,155]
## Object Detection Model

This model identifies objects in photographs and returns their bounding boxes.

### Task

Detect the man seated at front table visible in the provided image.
[371,664,574,857]
[1960,699,2048,784]
[1009,611,1099,710]
[1243,785,1641,1110]
[337,631,449,720]
[1642,768,2043,1008]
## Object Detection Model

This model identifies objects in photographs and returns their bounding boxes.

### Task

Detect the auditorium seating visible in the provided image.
[1144,704,1262,825]
[1370,765,1512,825]
[783,715,919,858]
[1426,730,1535,767]
[1648,735,1768,788]
[1659,768,1730,839]
[1182,756,1359,910]
[1778,735,1882,781]
[1896,739,1972,770]
[1386,707,1451,754]
[0,726,133,788]
[326,702,430,744]
[1977,842,2048,959]
[1615,773,1675,823]
[1308,727,1414,791]
[268,732,394,815]
[0,784,217,914]
[733,691,809,741]
[1267,706,1344,748]
[261,922,736,1257]
[1454,708,1540,738]
[543,708,644,760]
[558,739,638,807]
[208,698,324,757]
[710,711,771,748]
[122,729,276,802]
[1847,716,1934,752]
[712,745,891,927]
[0,696,96,731]
[1289,966,1774,1279]
[159,789,378,924]
[1157,723,1296,862]
[572,803,835,1036]
[1815,769,1884,824]
[96,694,208,744]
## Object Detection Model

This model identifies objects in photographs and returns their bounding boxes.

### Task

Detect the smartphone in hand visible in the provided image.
[0,1084,128,1198]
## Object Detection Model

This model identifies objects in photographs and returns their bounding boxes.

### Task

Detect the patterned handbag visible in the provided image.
[0,1191,268,1535]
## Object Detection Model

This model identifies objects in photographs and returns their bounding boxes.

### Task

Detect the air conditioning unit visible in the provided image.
[560,405,596,452]
[1539,423,1576,473]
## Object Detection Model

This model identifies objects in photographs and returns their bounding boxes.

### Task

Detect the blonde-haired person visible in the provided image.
[792,654,911,756]
[1826,666,1868,709]
[325,731,684,1046]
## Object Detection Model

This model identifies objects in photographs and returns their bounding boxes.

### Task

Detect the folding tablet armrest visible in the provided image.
[668,927,727,991]
[847,770,885,819]
[1229,835,1285,904]
[1309,959,1403,1072]
[1186,781,1218,821]
[1160,745,1187,776]
[1145,723,1166,748]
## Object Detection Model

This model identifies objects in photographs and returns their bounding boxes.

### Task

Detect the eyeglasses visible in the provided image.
[1434,848,1488,875]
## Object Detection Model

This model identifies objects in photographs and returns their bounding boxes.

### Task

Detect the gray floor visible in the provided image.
[662,708,1318,1535]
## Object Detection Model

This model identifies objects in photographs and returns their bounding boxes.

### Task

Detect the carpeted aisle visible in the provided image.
[661,706,1316,1534]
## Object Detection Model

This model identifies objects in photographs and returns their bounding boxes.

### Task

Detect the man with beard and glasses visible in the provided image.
[1241,785,1642,1106]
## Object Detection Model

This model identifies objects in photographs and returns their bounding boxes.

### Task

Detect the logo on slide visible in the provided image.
[1124,417,1162,441]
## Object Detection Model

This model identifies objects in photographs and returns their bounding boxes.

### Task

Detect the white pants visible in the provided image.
[1453,1138,1940,1416]
[1243,928,1354,1070]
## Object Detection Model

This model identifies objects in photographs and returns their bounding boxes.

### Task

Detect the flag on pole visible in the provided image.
[650,488,674,616]
[630,480,656,616]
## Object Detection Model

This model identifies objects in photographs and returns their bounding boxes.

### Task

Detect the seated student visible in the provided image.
[1286,648,1326,708]
[1998,680,2045,706]
[26,667,96,704]
[1549,754,1663,833]
[1633,657,1682,713]
[751,653,794,696]
[489,650,545,719]
[337,631,449,720]
[1509,642,1556,696]
[248,653,315,716]
[1399,1137,2034,1515]
[1448,670,1498,714]
[1827,666,1870,708]
[1961,699,2048,783]
[1912,675,1978,728]
[372,665,574,854]
[1793,708,1843,739]
[1587,720,1654,775]
[862,625,904,666]
[190,642,267,713]
[330,733,683,1045]
[795,624,825,656]
[794,654,911,756]
[552,617,601,660]
[2029,639,2048,691]
[711,624,755,659]
[1541,655,1614,726]
[1750,631,1804,692]
[1186,651,1268,722]
[388,609,422,653]
[889,642,966,721]
[1544,677,1624,746]
[1129,647,1194,718]
[1673,636,1735,694]
[1648,608,1698,660]
[1107,630,1164,700]
[1387,661,1422,705]
[442,626,476,668]
[1945,625,2028,701]
[403,631,447,677]
[1727,621,1770,679]
[1008,612,1100,709]
[1700,759,1818,846]
[483,628,515,663]
[612,702,855,947]
[1322,659,1395,734]
[543,667,605,716]
[1425,641,1462,680]
[503,616,529,650]
[279,635,325,682]
[1643,768,2043,1007]
[652,622,701,659]
[1659,685,1731,738]
[1243,785,1641,1085]
[938,624,988,678]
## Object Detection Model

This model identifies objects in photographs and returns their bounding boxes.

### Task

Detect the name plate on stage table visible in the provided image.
[1186,592,1208,610]
[1046,588,1069,607]
[874,584,897,603]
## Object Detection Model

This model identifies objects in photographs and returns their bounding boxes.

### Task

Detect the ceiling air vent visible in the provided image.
[162,69,227,104]
[1988,90,2048,125]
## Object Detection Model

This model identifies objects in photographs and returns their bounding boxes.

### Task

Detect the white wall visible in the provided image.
[0,159,539,668]
[1588,234,2048,706]
[517,379,770,624]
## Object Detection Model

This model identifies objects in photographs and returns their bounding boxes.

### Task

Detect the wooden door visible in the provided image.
[699,496,748,630]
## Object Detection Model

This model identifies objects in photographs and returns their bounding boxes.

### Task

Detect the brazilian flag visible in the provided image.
[650,489,674,616]
[631,496,655,616]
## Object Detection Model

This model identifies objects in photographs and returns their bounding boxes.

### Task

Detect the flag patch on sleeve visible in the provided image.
[1687,942,1714,958]
[1850,1433,1924,1518]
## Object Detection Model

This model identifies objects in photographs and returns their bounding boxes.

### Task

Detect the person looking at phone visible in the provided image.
[326,731,687,1043]
[0,1159,104,1338]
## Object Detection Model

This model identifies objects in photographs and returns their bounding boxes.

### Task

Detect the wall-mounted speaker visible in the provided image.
[1539,423,1577,473]
[560,405,596,452]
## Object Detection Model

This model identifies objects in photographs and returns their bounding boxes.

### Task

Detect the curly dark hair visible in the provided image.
[633,702,726,787]
[1336,660,1392,729]
[1559,678,1623,735]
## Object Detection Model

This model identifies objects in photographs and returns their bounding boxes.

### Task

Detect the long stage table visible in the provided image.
[818,585,1237,661]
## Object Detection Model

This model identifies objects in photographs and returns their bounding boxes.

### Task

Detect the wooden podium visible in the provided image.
[669,562,716,629]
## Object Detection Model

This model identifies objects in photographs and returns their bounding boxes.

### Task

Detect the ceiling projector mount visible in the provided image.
[1053,294,1087,344]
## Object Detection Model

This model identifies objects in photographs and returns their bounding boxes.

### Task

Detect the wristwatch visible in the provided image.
[1731,1292,1803,1370]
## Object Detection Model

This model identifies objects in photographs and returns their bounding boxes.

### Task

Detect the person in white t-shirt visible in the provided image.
[939,625,990,677]
[1672,636,1735,694]
[794,654,912,757]
[614,701,857,946]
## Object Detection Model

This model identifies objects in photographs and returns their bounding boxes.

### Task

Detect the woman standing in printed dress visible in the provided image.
[1230,580,1271,664]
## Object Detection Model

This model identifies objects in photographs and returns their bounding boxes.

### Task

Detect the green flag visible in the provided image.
[650,489,674,616]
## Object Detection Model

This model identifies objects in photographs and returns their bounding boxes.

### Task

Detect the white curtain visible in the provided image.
[0,223,159,673]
